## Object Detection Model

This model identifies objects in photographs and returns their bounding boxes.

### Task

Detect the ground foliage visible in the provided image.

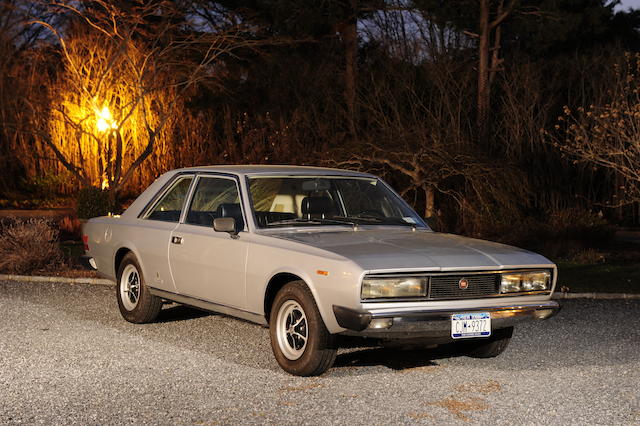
[1,0,640,239]
[0,218,64,274]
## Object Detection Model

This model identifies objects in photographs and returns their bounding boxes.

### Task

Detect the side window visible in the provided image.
[145,176,193,222]
[185,177,244,229]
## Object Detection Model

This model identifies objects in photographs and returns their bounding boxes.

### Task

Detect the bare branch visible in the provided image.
[490,0,517,29]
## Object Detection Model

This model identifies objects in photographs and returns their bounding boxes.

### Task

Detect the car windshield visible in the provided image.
[248,176,425,228]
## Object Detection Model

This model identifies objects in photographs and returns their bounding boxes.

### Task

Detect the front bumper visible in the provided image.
[333,301,560,339]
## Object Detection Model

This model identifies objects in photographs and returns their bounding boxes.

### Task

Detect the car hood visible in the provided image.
[269,228,552,271]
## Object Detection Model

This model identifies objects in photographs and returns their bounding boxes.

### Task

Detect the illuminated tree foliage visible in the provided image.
[30,0,252,195]
[44,27,180,191]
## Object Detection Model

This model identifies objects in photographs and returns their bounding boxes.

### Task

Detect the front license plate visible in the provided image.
[451,312,491,339]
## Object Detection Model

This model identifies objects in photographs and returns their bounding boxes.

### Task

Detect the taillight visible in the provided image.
[82,235,89,252]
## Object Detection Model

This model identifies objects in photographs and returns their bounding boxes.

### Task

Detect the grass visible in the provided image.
[556,261,640,294]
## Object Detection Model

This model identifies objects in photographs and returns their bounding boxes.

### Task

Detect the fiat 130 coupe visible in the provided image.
[83,165,559,376]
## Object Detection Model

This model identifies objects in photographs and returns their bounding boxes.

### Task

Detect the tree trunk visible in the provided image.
[489,23,502,85]
[477,0,491,146]
[107,186,117,213]
[424,185,435,219]
[342,0,358,138]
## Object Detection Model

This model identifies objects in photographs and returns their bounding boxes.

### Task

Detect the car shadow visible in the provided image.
[153,305,468,372]
[334,343,466,372]
[155,304,213,323]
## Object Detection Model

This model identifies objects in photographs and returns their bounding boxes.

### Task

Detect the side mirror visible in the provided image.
[213,217,238,237]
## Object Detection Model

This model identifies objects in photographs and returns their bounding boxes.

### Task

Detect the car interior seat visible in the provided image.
[300,196,335,219]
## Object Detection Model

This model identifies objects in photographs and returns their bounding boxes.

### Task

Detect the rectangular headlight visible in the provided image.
[361,277,427,299]
[500,273,522,293]
[500,271,550,293]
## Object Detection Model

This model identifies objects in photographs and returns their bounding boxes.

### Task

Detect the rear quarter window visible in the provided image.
[144,176,193,222]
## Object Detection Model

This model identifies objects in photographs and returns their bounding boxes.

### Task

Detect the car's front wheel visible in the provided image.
[269,281,337,376]
[116,252,162,324]
[464,326,514,358]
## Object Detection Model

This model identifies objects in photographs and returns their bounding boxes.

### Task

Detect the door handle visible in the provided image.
[171,236,183,245]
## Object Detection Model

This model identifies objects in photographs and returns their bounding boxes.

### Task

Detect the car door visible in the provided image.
[168,174,248,309]
[136,174,194,293]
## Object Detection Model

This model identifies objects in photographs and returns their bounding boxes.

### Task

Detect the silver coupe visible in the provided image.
[83,165,559,376]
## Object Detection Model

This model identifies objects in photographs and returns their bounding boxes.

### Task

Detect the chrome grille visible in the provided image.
[429,274,499,300]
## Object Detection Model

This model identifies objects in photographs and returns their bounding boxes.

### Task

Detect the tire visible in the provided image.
[269,281,337,376]
[116,252,162,324]
[464,326,514,358]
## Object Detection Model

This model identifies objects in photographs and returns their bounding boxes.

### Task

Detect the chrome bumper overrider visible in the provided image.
[332,301,560,339]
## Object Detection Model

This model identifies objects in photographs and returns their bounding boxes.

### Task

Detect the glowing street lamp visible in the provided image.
[95,105,117,132]
[94,104,118,191]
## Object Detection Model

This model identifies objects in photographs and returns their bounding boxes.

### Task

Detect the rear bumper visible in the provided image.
[332,301,560,339]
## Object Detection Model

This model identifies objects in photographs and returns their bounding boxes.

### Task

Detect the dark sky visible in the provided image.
[618,0,640,9]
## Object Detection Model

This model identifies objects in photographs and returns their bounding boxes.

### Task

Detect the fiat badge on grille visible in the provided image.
[458,278,469,290]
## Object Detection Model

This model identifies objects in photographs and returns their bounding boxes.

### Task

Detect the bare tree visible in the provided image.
[340,0,359,138]
[463,0,516,146]
[26,0,254,199]
[359,1,472,62]
[553,53,640,208]
[0,0,59,192]
[330,60,525,227]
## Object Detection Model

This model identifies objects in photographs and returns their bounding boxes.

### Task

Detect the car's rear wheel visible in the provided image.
[269,281,337,376]
[116,252,162,323]
[464,326,514,358]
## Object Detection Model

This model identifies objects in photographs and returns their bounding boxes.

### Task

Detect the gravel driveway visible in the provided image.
[1,280,638,425]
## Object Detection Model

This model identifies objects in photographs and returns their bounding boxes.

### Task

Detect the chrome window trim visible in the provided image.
[180,173,247,231]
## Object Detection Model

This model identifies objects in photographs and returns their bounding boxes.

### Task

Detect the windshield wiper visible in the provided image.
[343,215,417,227]
[266,217,359,229]
[266,218,316,226]
[266,216,417,229]
[344,213,384,223]
[313,218,360,228]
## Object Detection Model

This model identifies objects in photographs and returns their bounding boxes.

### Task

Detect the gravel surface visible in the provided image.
[1,280,639,425]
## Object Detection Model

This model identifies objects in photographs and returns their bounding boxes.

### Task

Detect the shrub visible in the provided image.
[546,208,614,244]
[0,219,64,274]
[465,207,615,263]
[76,187,112,219]
[58,215,82,240]
[553,53,640,207]
[22,170,73,197]
[570,248,607,264]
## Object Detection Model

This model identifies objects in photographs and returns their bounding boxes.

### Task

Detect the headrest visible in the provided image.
[217,203,241,217]
[216,203,244,229]
[301,196,334,216]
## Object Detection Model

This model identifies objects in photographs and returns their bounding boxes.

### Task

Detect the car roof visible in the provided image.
[176,165,376,178]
